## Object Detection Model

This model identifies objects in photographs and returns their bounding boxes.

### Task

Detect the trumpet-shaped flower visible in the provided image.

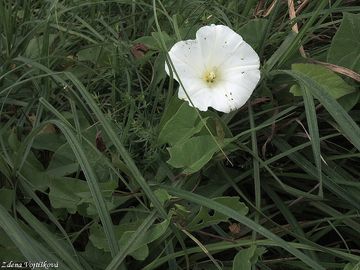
[165,24,260,113]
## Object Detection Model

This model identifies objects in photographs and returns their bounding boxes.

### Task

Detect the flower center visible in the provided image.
[204,70,216,84]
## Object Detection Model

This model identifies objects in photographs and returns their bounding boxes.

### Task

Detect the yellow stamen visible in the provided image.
[204,71,216,83]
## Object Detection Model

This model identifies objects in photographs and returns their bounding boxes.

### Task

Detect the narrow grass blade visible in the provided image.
[0,204,66,265]
[17,203,83,270]
[273,138,360,210]
[248,103,261,241]
[160,185,326,270]
[282,70,360,151]
[47,119,119,257]
[301,85,323,196]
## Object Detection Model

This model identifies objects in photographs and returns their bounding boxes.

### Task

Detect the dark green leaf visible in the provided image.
[233,245,266,270]
[0,188,14,210]
[238,19,269,51]
[328,13,360,73]
[188,197,248,231]
[158,102,203,145]
[167,135,224,173]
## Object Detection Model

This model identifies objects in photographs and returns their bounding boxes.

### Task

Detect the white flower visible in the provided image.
[165,24,260,113]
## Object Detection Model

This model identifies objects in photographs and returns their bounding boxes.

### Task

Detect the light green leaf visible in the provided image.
[290,64,355,99]
[328,13,360,73]
[167,135,223,173]
[188,197,248,231]
[158,102,203,145]
[233,245,266,270]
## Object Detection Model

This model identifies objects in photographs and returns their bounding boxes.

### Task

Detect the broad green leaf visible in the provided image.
[290,64,355,99]
[20,164,50,191]
[105,212,157,270]
[46,143,79,177]
[328,13,360,73]
[49,177,118,215]
[338,91,360,112]
[344,262,360,270]
[90,221,146,252]
[81,242,112,270]
[159,99,232,173]
[233,245,266,270]
[25,34,57,59]
[77,44,113,66]
[238,19,269,51]
[151,31,174,50]
[122,218,169,260]
[158,102,203,145]
[158,96,184,131]
[134,31,173,51]
[90,218,169,261]
[50,142,110,180]
[0,188,14,210]
[153,189,172,206]
[188,197,248,231]
[167,135,224,173]
[32,132,66,152]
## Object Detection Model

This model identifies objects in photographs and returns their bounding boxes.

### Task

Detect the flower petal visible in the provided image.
[178,85,212,111]
[196,24,245,68]
[205,70,260,113]
[221,42,260,72]
[165,39,203,81]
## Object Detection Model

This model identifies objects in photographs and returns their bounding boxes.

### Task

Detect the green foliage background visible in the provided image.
[0,0,359,269]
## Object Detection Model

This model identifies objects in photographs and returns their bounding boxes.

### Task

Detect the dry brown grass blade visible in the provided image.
[254,0,265,17]
[288,0,307,57]
[309,59,360,82]
[263,0,277,17]
[296,0,310,14]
